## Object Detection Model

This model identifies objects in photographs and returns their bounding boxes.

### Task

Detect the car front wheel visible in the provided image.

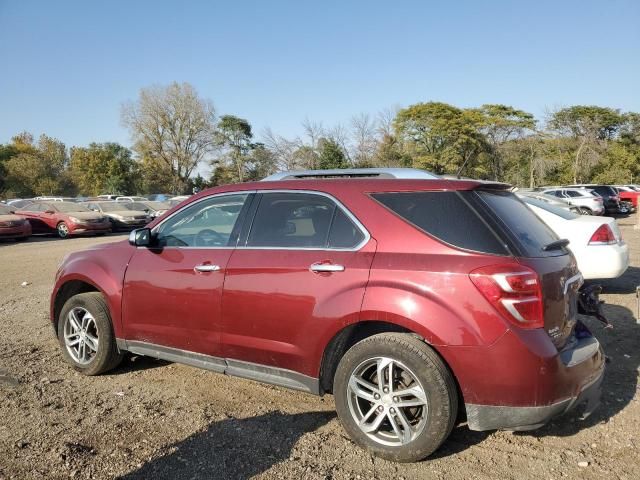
[58,292,123,375]
[56,221,70,238]
[333,333,458,462]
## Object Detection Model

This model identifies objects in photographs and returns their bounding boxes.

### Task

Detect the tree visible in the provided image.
[69,143,138,196]
[476,104,536,180]
[317,138,349,169]
[351,113,378,166]
[394,102,486,176]
[548,105,624,183]
[215,115,253,182]
[121,82,217,193]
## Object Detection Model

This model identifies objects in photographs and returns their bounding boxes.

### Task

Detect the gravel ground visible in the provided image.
[0,223,639,480]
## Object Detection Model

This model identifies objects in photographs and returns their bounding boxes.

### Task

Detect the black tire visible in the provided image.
[333,333,458,462]
[57,292,123,375]
[14,236,29,242]
[56,221,70,238]
[580,207,593,215]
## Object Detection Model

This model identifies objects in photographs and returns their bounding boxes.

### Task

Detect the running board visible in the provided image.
[116,339,320,395]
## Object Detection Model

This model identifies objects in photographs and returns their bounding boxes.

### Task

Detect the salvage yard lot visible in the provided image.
[0,224,639,480]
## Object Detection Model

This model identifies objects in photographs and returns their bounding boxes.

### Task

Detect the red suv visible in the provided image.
[51,169,604,462]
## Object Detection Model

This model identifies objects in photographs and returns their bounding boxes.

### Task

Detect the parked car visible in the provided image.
[7,199,34,209]
[515,189,581,214]
[0,204,31,241]
[519,196,628,279]
[96,194,119,201]
[82,201,150,231]
[540,187,605,215]
[614,186,640,208]
[34,196,78,202]
[124,200,170,218]
[147,194,174,202]
[167,195,190,208]
[115,196,149,203]
[19,201,111,238]
[565,184,620,214]
[51,168,604,462]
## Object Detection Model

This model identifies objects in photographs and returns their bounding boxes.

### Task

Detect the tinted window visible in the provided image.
[592,186,616,197]
[156,194,248,247]
[247,193,336,248]
[328,208,365,248]
[565,190,581,197]
[372,191,508,255]
[477,191,562,257]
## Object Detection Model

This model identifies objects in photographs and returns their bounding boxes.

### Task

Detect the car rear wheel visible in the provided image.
[56,221,70,238]
[58,292,123,375]
[579,207,593,215]
[333,333,458,462]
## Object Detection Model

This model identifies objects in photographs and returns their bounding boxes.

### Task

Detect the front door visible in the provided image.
[221,191,376,378]
[122,193,252,357]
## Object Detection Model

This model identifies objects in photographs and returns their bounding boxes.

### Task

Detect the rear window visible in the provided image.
[371,191,509,255]
[476,191,563,257]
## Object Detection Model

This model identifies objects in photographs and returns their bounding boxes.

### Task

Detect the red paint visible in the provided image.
[52,178,603,413]
[18,203,111,236]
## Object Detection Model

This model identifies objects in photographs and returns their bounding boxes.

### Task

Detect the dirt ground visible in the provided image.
[0,220,639,480]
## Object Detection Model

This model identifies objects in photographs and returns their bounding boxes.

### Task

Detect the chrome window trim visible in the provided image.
[146,189,371,252]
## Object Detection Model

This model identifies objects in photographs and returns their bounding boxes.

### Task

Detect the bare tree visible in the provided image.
[121,82,217,193]
[350,113,378,165]
[326,123,352,164]
[262,127,301,170]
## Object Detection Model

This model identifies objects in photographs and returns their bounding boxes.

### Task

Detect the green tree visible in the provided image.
[215,115,253,182]
[69,143,138,196]
[317,138,349,169]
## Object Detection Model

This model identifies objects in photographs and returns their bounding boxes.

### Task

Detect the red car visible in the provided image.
[50,169,604,462]
[0,204,32,241]
[615,186,640,207]
[19,201,111,238]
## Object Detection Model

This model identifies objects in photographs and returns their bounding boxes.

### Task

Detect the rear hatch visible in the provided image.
[471,189,580,349]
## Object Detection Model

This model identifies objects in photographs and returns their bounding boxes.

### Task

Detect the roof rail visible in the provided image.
[261,168,440,181]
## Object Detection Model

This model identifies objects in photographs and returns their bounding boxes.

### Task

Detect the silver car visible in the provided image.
[541,188,605,215]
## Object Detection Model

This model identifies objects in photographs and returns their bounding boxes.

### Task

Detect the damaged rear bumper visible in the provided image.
[466,361,604,431]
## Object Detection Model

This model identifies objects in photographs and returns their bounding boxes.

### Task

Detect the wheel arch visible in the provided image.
[52,279,101,333]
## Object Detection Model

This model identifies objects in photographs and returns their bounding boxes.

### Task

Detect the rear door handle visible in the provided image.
[310,263,345,273]
[194,264,221,273]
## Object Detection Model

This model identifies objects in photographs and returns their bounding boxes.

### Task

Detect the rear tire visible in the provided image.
[580,207,593,215]
[333,333,458,462]
[57,292,123,375]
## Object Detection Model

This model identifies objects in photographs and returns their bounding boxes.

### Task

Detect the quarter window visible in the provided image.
[155,194,248,247]
[246,192,364,249]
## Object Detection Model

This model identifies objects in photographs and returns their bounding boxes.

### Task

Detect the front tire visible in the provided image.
[56,221,70,238]
[57,292,123,375]
[333,333,458,462]
[580,207,593,215]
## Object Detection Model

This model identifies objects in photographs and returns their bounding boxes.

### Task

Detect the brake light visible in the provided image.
[588,224,616,245]
[470,265,544,329]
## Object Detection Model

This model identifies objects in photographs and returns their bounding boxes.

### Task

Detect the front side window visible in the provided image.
[155,194,248,247]
[246,192,364,249]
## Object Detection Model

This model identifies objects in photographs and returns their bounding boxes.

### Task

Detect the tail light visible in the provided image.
[469,265,544,329]
[588,224,616,245]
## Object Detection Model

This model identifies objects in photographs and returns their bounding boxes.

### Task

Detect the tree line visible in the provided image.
[1,81,639,198]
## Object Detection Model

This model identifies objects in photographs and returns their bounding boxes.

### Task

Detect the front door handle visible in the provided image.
[194,264,221,273]
[310,263,345,273]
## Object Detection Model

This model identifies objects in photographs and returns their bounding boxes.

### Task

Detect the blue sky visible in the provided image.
[1,0,638,148]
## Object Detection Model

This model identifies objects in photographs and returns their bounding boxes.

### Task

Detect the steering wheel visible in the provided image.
[194,229,227,247]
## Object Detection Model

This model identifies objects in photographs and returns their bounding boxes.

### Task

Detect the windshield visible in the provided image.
[0,205,13,215]
[96,202,125,212]
[520,196,579,220]
[56,202,90,213]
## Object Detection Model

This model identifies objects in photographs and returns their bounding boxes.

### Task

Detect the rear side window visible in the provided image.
[372,192,509,255]
[476,191,562,257]
[247,192,365,249]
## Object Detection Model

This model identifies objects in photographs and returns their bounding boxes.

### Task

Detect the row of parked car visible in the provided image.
[526,184,640,216]
[0,194,191,240]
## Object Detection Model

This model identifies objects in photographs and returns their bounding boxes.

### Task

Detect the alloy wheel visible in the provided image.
[347,356,428,447]
[63,307,99,365]
[57,222,69,238]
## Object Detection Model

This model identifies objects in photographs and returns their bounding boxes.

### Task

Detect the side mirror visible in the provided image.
[129,228,152,247]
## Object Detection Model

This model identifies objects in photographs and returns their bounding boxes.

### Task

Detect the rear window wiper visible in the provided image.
[542,238,570,251]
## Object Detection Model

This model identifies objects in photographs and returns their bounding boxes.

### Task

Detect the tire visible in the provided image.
[57,292,123,375]
[56,221,70,238]
[580,208,593,215]
[14,236,29,242]
[333,333,458,462]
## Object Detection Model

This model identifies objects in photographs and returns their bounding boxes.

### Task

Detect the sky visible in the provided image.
[0,0,639,149]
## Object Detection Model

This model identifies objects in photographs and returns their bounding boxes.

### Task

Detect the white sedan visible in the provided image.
[519,196,629,280]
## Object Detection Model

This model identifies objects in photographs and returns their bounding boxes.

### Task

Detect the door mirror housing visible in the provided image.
[129,228,152,247]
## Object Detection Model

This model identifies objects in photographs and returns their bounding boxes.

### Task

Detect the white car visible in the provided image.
[519,196,629,280]
[541,188,605,215]
[115,196,149,203]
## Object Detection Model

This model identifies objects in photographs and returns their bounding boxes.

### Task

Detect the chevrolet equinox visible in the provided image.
[51,168,604,462]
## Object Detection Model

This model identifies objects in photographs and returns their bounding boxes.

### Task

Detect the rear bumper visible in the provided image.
[0,223,32,238]
[466,363,604,431]
[577,242,629,280]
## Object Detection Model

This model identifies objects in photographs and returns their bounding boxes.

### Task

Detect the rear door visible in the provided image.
[474,190,580,348]
[220,191,375,376]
